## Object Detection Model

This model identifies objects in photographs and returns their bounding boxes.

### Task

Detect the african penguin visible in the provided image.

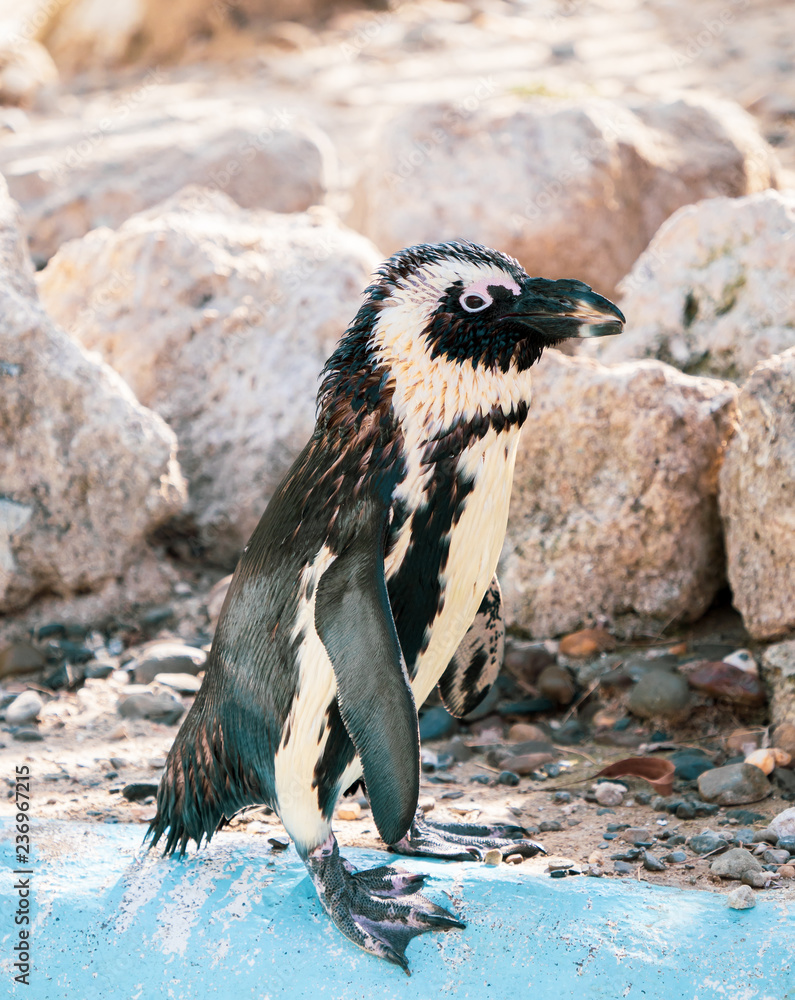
[148,241,624,972]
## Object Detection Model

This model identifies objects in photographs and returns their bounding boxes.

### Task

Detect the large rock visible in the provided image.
[0,37,58,108]
[38,187,381,562]
[499,351,737,638]
[0,98,334,263]
[350,94,777,298]
[0,177,185,612]
[719,348,795,639]
[761,642,795,729]
[585,192,795,379]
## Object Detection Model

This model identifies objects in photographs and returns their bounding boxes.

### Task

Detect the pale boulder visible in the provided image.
[0,98,334,263]
[760,642,795,730]
[587,192,795,380]
[0,177,185,612]
[719,348,795,639]
[38,187,382,562]
[499,351,737,637]
[350,94,776,297]
[0,37,58,108]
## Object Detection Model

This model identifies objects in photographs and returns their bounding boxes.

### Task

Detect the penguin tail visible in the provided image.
[147,703,269,857]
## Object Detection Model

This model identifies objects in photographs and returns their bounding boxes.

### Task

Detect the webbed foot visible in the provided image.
[389,809,546,862]
[303,833,465,973]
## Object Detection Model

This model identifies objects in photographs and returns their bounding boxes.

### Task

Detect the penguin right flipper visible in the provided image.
[438,575,504,718]
[315,502,420,846]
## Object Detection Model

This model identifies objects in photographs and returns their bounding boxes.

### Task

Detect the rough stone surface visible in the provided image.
[0,177,186,612]
[595,782,626,807]
[586,192,795,379]
[499,351,737,637]
[0,101,334,263]
[697,763,771,805]
[628,669,691,720]
[710,848,763,880]
[0,37,58,108]
[117,691,184,725]
[4,690,43,726]
[38,188,381,561]
[719,353,795,641]
[131,642,207,684]
[351,94,776,297]
[769,807,795,840]
[726,884,756,909]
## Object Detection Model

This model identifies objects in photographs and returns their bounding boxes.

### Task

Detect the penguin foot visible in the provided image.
[303,832,465,974]
[388,809,546,862]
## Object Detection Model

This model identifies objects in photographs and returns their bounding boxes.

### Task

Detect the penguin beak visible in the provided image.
[500,278,625,341]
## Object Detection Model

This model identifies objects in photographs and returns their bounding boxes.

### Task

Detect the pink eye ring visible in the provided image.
[460,289,493,313]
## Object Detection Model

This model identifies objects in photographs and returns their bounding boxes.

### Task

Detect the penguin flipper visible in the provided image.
[438,575,504,718]
[315,503,419,846]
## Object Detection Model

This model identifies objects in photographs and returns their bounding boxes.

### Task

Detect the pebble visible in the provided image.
[419,705,457,741]
[0,642,46,678]
[662,850,687,863]
[773,723,795,756]
[670,751,714,781]
[726,885,756,910]
[751,828,778,844]
[154,673,203,695]
[507,723,549,743]
[503,640,555,684]
[726,729,761,753]
[498,770,520,787]
[741,870,770,888]
[628,669,691,720]
[131,643,207,684]
[13,728,44,741]
[710,848,763,880]
[762,849,790,865]
[611,848,642,862]
[619,827,652,844]
[117,692,185,725]
[614,860,635,874]
[559,628,615,658]
[642,851,666,872]
[469,774,491,785]
[723,649,757,673]
[122,783,160,802]
[539,820,563,832]
[553,791,571,804]
[685,660,766,707]
[745,748,792,774]
[778,864,795,879]
[546,856,576,871]
[689,830,729,855]
[697,763,771,805]
[769,807,795,840]
[506,752,555,776]
[595,782,626,807]
[537,665,575,706]
[483,849,502,866]
[336,802,361,821]
[776,836,795,854]
[84,661,115,680]
[5,690,44,725]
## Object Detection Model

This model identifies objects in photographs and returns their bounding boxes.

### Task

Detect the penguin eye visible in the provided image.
[460,290,493,313]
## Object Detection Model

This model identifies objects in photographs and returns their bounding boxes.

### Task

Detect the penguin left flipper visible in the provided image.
[315,501,420,846]
[438,575,504,718]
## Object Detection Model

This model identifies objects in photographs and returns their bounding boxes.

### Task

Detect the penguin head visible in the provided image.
[319,241,624,430]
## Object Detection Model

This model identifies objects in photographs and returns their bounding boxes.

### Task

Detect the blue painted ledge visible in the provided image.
[1,820,793,1000]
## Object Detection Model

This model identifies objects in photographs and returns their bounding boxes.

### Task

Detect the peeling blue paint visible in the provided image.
[1,820,792,999]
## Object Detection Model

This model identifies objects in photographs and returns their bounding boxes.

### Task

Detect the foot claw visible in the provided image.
[303,834,464,971]
[389,810,546,862]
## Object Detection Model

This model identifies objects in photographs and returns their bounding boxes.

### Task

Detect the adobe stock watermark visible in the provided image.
[9,764,33,987]
[339,0,406,62]
[670,0,749,69]
[508,111,630,234]
[384,76,498,189]
[44,68,167,183]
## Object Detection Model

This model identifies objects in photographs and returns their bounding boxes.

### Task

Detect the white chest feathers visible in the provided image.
[408,423,522,708]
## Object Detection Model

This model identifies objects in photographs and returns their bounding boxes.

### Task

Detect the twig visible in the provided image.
[560,679,600,725]
[552,745,598,765]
